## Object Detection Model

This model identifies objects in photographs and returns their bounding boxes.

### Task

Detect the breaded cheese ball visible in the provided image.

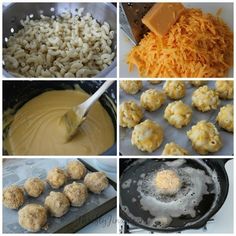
[64,182,88,206]
[216,104,233,132]
[149,80,162,84]
[119,101,143,128]
[66,160,87,180]
[140,89,166,111]
[187,120,222,155]
[24,177,45,198]
[163,81,186,99]
[44,191,70,217]
[189,81,207,87]
[192,85,220,112]
[164,100,192,128]
[47,167,67,189]
[3,185,25,209]
[215,80,233,99]
[155,170,182,195]
[18,204,47,232]
[131,119,164,153]
[120,80,142,94]
[162,142,189,155]
[84,172,109,194]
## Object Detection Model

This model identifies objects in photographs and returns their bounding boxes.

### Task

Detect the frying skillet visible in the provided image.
[120,158,230,232]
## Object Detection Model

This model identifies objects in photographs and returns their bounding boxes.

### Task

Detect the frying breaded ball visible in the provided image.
[44,191,70,217]
[131,119,164,153]
[84,172,109,194]
[64,182,88,206]
[192,85,220,112]
[119,101,143,128]
[189,81,207,87]
[162,142,189,155]
[216,104,233,132]
[120,80,142,94]
[140,89,166,111]
[47,167,67,189]
[155,170,182,195]
[163,81,186,99]
[215,80,233,99]
[3,185,25,209]
[149,80,162,84]
[164,100,192,128]
[18,204,47,232]
[66,160,87,180]
[187,120,222,154]
[24,177,45,197]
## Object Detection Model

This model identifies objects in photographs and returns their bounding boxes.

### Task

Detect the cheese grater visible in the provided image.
[120,3,154,45]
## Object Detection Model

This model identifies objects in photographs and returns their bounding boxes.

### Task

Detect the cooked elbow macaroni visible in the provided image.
[140,89,166,112]
[187,120,222,154]
[215,81,233,99]
[216,104,233,132]
[3,10,115,77]
[162,142,188,155]
[119,101,143,128]
[164,100,192,128]
[192,85,220,112]
[131,119,164,153]
[120,80,142,95]
[163,81,186,99]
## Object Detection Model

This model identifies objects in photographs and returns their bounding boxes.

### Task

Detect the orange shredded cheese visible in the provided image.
[127,8,233,78]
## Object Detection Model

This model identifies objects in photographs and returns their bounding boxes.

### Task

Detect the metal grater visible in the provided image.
[119,3,154,45]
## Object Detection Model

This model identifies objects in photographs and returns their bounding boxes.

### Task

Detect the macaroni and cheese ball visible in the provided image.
[149,80,162,84]
[66,160,87,180]
[24,177,45,198]
[187,120,222,155]
[119,101,143,128]
[47,167,67,189]
[84,172,109,194]
[3,185,25,209]
[189,81,207,87]
[155,170,182,195]
[64,182,88,206]
[120,80,143,95]
[164,100,192,128]
[162,142,189,156]
[216,104,233,132]
[192,85,220,112]
[163,81,186,99]
[44,191,70,217]
[131,119,164,153]
[140,89,166,112]
[215,81,233,99]
[18,204,47,232]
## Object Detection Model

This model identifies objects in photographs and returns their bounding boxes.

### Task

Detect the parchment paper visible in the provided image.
[119,81,233,156]
[3,158,117,233]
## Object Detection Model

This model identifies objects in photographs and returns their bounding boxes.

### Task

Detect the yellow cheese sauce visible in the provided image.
[4,90,115,155]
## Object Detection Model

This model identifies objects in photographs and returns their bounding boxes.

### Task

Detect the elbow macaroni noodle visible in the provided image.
[3,9,115,77]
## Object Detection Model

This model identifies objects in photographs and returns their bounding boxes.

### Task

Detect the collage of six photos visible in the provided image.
[1,0,235,235]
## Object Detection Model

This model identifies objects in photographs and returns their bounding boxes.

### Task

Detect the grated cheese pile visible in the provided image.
[127,9,233,78]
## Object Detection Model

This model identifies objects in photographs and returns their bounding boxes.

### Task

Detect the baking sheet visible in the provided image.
[119,81,233,156]
[2,158,117,233]
[119,2,233,78]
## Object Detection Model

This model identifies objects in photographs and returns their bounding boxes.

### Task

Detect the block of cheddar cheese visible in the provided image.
[142,3,185,36]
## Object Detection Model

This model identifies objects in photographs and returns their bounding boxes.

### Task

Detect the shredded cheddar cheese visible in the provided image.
[127,9,233,78]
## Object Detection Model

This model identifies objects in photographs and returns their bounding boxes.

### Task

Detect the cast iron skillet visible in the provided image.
[120,158,230,232]
[3,80,117,155]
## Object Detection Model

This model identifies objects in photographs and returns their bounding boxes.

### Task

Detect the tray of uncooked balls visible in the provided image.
[2,158,117,233]
[119,80,233,156]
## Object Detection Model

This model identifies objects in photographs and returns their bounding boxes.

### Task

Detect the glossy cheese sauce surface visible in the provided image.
[5,90,115,155]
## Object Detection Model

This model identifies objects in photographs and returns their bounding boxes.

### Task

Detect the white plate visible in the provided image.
[119,3,233,78]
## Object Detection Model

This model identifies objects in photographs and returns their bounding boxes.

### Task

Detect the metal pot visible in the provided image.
[3,2,117,78]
